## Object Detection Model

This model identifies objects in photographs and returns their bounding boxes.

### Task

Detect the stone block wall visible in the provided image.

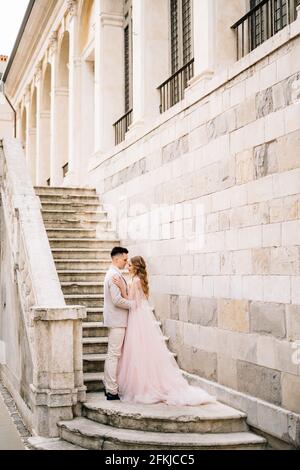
[89,32,300,414]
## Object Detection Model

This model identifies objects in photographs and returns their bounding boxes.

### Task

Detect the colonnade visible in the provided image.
[17,0,244,187]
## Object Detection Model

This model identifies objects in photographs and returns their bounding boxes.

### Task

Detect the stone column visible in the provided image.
[94,0,124,154]
[30,306,86,438]
[24,87,31,163]
[191,0,245,86]
[16,105,22,141]
[129,0,169,134]
[191,0,215,83]
[65,0,80,185]
[49,33,63,186]
[27,128,37,186]
[35,63,44,186]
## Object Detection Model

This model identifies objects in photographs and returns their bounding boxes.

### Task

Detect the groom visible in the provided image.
[103,246,132,400]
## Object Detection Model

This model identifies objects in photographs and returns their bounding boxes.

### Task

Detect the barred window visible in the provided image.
[232,0,300,59]
[124,0,133,113]
[250,0,267,48]
[250,0,297,51]
[170,0,193,74]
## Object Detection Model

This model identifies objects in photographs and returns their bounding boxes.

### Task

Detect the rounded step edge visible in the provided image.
[82,393,249,434]
[27,437,86,451]
[58,417,267,450]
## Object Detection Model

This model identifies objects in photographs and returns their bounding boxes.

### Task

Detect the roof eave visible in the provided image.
[2,0,36,83]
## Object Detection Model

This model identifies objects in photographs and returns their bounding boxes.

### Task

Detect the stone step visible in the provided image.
[35,186,97,196]
[54,259,111,270]
[46,228,97,239]
[83,353,106,373]
[65,294,104,308]
[52,248,111,260]
[83,393,248,434]
[40,202,101,212]
[82,320,161,334]
[49,238,118,249]
[27,436,85,451]
[83,350,176,373]
[83,337,108,355]
[86,309,104,323]
[44,219,111,230]
[61,282,104,295]
[82,333,169,355]
[38,194,100,205]
[42,209,108,223]
[58,417,267,450]
[58,270,107,282]
[84,372,105,392]
[83,322,107,337]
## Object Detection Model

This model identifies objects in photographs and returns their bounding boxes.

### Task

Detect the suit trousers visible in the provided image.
[103,327,126,394]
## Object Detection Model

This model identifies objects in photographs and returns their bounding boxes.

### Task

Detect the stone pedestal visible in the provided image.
[30,306,87,437]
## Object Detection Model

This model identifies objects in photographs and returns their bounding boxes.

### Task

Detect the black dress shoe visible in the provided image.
[106,392,120,401]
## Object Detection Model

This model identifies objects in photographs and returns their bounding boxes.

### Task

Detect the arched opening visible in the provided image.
[28,88,37,184]
[38,63,51,185]
[56,31,70,182]
[78,0,95,54]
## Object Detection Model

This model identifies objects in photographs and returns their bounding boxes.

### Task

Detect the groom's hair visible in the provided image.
[111,246,129,258]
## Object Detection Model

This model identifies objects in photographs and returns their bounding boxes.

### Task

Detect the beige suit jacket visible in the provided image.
[103,265,133,328]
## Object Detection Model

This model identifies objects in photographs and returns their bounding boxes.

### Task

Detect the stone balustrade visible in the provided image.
[0,138,86,437]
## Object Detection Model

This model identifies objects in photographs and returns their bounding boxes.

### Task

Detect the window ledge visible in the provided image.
[89,16,300,174]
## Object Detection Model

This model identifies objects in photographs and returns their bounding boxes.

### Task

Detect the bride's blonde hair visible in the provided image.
[131,256,149,299]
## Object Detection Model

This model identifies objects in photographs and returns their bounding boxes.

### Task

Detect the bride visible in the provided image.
[112,256,216,406]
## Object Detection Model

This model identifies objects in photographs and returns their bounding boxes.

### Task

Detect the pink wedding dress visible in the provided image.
[117,277,216,406]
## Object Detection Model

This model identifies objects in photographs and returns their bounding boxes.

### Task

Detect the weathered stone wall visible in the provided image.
[89,32,300,415]
[0,201,34,415]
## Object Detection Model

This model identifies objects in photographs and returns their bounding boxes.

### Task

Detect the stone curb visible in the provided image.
[0,380,32,450]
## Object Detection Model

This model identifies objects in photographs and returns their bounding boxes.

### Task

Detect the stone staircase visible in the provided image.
[29,393,267,450]
[30,186,268,450]
[34,185,118,393]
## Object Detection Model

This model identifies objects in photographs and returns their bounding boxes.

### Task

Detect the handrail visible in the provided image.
[0,138,86,437]
[158,59,194,113]
[158,58,194,90]
[231,0,269,29]
[113,108,133,145]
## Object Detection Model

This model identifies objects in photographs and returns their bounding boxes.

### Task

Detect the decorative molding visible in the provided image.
[34,60,43,84]
[48,31,58,57]
[100,12,124,28]
[66,0,78,19]
[54,87,69,97]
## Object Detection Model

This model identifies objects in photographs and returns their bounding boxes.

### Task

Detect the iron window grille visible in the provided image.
[232,0,300,60]
[159,0,194,113]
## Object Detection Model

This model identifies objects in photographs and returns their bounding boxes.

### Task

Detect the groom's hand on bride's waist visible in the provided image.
[112,275,123,289]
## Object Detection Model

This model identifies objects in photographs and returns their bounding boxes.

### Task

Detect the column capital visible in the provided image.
[100,12,123,28]
[65,0,78,19]
[34,60,43,84]
[48,31,58,57]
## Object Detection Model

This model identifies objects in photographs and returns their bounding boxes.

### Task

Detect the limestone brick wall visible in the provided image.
[90,32,300,414]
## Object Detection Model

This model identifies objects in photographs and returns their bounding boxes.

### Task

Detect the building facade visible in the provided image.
[1,0,300,446]
[0,55,13,139]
